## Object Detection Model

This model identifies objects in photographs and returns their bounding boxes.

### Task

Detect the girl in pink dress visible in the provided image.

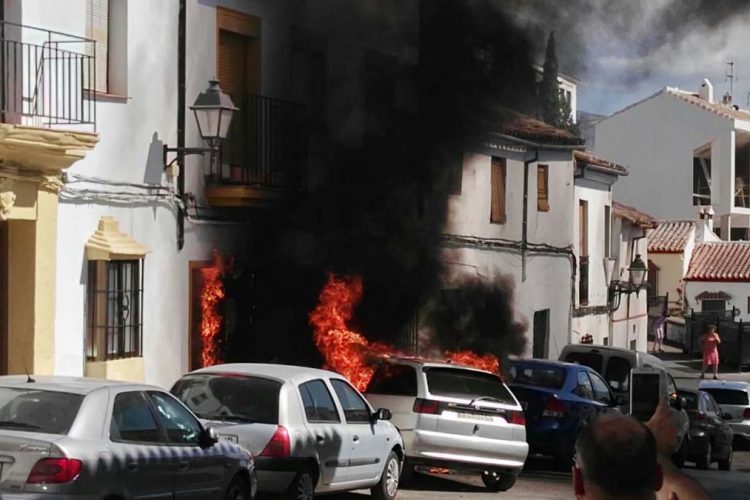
[699,325,721,379]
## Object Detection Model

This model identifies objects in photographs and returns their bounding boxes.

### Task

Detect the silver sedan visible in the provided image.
[0,375,256,499]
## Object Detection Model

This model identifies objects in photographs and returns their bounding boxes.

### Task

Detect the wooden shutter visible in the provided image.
[491,158,506,224]
[537,164,549,212]
[86,0,109,93]
[218,31,248,98]
[579,200,588,256]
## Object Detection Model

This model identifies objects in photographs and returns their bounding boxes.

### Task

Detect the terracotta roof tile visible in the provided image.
[666,88,750,122]
[498,110,585,146]
[686,242,750,281]
[695,291,732,301]
[648,221,695,253]
[574,150,628,175]
[613,202,657,229]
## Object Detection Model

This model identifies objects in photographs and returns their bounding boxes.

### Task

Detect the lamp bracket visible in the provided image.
[163,145,215,171]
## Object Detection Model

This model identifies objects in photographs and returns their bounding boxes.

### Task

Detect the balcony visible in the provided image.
[0,21,96,130]
[204,94,307,208]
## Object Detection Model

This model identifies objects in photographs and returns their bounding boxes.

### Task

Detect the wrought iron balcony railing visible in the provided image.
[211,94,307,192]
[0,21,96,130]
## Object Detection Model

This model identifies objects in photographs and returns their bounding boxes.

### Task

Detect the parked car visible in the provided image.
[0,375,256,499]
[698,380,750,443]
[558,343,690,466]
[506,358,621,465]
[364,357,528,492]
[677,388,733,470]
[171,363,403,500]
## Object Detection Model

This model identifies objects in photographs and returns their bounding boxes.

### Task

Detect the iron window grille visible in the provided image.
[86,259,143,361]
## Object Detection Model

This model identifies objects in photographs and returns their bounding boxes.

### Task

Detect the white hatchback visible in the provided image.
[365,358,528,492]
[171,364,404,500]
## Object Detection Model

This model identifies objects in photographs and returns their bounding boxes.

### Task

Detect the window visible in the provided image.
[589,372,613,404]
[604,205,611,258]
[693,151,711,206]
[85,0,127,95]
[575,371,594,400]
[648,260,659,297]
[299,380,340,423]
[506,362,566,389]
[597,356,631,392]
[678,391,699,411]
[701,388,749,406]
[366,363,418,396]
[110,392,162,444]
[425,367,514,404]
[702,299,726,312]
[579,200,589,305]
[537,165,549,212]
[330,379,371,423]
[563,352,603,374]
[532,309,550,358]
[490,157,506,223]
[736,143,750,208]
[148,391,201,445]
[86,259,144,361]
[171,374,280,424]
[0,389,83,435]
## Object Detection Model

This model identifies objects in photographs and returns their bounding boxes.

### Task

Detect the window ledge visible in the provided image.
[84,90,131,102]
[85,357,144,382]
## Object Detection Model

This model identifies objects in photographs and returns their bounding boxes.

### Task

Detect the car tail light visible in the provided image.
[413,398,442,415]
[743,408,750,420]
[506,410,526,425]
[260,426,290,458]
[542,395,565,418]
[27,458,82,484]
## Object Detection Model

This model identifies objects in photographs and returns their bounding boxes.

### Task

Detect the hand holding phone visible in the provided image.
[630,368,663,421]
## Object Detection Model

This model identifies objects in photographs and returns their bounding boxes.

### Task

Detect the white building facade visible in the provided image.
[595,80,750,241]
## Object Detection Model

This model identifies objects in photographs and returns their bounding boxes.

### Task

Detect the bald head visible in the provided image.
[575,415,660,498]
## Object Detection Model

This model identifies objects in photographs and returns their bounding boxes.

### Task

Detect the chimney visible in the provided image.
[722,92,732,105]
[699,79,714,103]
[698,206,715,233]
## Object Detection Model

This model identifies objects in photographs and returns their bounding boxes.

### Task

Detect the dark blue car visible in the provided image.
[507,358,621,464]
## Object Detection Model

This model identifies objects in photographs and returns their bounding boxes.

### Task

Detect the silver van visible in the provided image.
[558,344,690,466]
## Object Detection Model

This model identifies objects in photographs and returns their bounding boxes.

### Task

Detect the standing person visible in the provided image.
[698,325,721,380]
[652,312,667,353]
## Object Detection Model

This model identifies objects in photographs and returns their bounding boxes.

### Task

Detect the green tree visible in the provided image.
[538,31,578,134]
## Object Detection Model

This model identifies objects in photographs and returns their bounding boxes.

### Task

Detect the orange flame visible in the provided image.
[309,273,502,390]
[199,252,225,367]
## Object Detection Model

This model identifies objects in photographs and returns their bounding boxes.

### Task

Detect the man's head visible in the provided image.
[573,414,663,499]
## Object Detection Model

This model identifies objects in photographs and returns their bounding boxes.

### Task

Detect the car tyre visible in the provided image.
[224,475,251,500]
[288,469,315,500]
[718,444,733,471]
[696,442,711,470]
[371,451,401,500]
[399,459,416,486]
[481,470,518,492]
[672,437,688,468]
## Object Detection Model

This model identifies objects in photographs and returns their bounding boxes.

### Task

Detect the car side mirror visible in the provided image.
[198,426,219,449]
[373,408,392,421]
[671,396,685,411]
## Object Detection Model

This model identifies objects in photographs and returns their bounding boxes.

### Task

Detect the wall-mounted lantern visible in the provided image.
[608,254,648,312]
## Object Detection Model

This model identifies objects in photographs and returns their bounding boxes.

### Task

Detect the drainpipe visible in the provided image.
[522,149,539,282]
[176,0,186,250]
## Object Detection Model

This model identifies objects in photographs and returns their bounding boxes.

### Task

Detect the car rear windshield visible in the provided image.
[171,374,281,424]
[700,388,749,406]
[563,352,604,374]
[507,363,566,389]
[366,363,418,396]
[678,391,699,411]
[425,367,514,404]
[0,388,83,435]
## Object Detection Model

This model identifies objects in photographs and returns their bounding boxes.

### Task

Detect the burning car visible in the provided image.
[171,363,404,500]
[365,357,529,492]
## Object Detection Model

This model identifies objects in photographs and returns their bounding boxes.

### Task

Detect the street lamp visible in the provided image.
[608,254,649,313]
[164,80,238,173]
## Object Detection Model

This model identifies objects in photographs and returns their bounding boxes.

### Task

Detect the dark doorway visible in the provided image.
[532,309,550,359]
[702,300,726,312]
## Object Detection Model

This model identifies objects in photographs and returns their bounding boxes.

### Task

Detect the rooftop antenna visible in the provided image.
[725,59,735,101]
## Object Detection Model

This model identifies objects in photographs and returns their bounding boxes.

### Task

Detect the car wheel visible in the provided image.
[696,442,711,470]
[481,470,518,492]
[288,469,315,500]
[718,443,733,471]
[672,437,688,468]
[399,459,416,486]
[371,451,401,500]
[224,475,251,500]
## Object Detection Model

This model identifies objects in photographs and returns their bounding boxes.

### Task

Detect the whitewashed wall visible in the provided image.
[596,92,736,221]
[610,220,649,351]
[443,148,576,359]
[650,252,687,310]
[684,281,750,321]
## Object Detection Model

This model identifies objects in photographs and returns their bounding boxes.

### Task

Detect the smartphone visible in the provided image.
[630,368,663,420]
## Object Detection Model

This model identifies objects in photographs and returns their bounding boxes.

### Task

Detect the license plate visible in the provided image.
[456,411,493,421]
[219,434,238,443]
